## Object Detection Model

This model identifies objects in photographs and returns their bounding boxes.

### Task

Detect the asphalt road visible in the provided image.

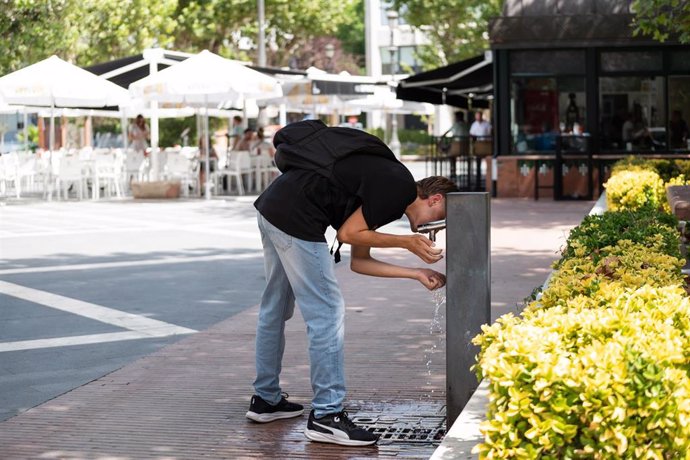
[0,197,275,422]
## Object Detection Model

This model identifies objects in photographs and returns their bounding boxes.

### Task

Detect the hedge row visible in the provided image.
[472,159,689,458]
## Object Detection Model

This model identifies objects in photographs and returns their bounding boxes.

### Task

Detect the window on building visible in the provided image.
[380,1,408,25]
[380,45,418,75]
[510,77,586,153]
[600,51,663,73]
[510,50,585,75]
[380,46,397,75]
[670,51,690,73]
[599,76,666,151]
[669,77,690,150]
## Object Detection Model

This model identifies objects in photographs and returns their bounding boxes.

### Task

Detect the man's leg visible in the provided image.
[256,215,378,446]
[247,213,303,423]
[255,215,345,416]
[270,228,380,446]
[274,238,346,418]
[253,213,296,404]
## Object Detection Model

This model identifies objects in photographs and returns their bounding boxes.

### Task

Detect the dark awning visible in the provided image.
[84,53,191,89]
[396,54,493,108]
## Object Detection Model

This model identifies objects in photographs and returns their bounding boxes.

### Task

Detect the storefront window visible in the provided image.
[668,77,690,150]
[510,77,586,153]
[600,51,663,73]
[510,50,585,75]
[599,76,666,150]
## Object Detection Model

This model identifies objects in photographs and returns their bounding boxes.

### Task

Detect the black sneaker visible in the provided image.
[304,409,379,446]
[245,393,304,423]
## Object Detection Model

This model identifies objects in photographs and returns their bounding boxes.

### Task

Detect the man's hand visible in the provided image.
[415,268,446,290]
[406,234,443,264]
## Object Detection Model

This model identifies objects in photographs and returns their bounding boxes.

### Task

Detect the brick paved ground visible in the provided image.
[0,198,591,460]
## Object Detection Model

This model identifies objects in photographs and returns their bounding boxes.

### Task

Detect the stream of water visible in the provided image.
[423,289,446,399]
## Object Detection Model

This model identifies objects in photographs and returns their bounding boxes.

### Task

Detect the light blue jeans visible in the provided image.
[254,212,345,417]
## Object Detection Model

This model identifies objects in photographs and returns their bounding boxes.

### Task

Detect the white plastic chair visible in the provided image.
[17,154,37,194]
[213,151,252,195]
[91,150,123,200]
[163,153,199,197]
[51,154,85,200]
[35,151,55,199]
[124,150,148,184]
[0,153,20,198]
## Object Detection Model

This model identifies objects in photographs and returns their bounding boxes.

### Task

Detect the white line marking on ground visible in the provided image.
[0,252,260,275]
[0,226,260,239]
[0,280,196,335]
[0,280,196,352]
[0,331,177,352]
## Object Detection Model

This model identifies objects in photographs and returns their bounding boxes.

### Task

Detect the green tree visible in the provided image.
[631,0,690,43]
[261,0,351,67]
[336,0,365,57]
[173,0,355,68]
[173,0,256,59]
[393,0,503,69]
[0,0,74,74]
[0,0,178,73]
[71,0,178,66]
[0,0,365,75]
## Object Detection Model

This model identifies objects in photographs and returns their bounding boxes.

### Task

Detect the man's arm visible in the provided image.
[336,206,442,264]
[350,245,446,290]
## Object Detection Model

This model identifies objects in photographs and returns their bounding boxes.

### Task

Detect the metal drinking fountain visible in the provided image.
[417,220,447,242]
[441,193,491,427]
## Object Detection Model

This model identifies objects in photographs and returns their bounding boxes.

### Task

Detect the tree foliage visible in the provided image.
[631,0,690,44]
[393,0,503,69]
[73,0,178,66]
[0,0,74,74]
[0,0,363,75]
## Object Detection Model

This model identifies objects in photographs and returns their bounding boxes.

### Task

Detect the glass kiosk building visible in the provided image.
[490,0,690,198]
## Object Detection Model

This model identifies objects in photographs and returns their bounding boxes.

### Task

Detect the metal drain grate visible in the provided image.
[352,414,446,445]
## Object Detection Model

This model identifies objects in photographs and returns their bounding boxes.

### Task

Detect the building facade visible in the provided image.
[490,0,690,198]
[364,0,429,79]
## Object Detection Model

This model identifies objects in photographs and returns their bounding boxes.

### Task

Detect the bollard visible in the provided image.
[445,192,491,427]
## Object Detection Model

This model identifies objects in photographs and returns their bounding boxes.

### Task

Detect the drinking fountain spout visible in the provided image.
[417,220,446,242]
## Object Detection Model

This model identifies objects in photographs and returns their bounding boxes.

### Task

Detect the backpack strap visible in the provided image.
[330,195,360,264]
[329,238,343,264]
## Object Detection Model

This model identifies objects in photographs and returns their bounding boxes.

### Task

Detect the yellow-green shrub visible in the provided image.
[472,159,689,458]
[605,169,665,211]
[474,286,690,459]
[538,238,684,311]
[558,209,680,265]
[610,157,690,184]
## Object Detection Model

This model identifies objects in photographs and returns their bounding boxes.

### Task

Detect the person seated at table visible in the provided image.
[251,127,276,157]
[235,128,257,151]
[439,112,469,158]
[622,110,654,150]
[565,122,587,152]
[469,111,491,140]
[229,115,244,150]
[443,111,468,138]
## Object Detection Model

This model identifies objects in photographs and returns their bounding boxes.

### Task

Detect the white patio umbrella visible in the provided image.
[345,93,435,115]
[0,55,130,153]
[129,50,283,199]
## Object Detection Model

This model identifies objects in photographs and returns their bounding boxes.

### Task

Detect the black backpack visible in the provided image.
[272,120,401,262]
[273,119,400,179]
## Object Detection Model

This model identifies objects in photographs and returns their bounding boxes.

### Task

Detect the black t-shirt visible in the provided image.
[254,154,417,242]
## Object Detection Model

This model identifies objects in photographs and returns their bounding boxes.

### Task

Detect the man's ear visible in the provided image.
[428,193,443,207]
